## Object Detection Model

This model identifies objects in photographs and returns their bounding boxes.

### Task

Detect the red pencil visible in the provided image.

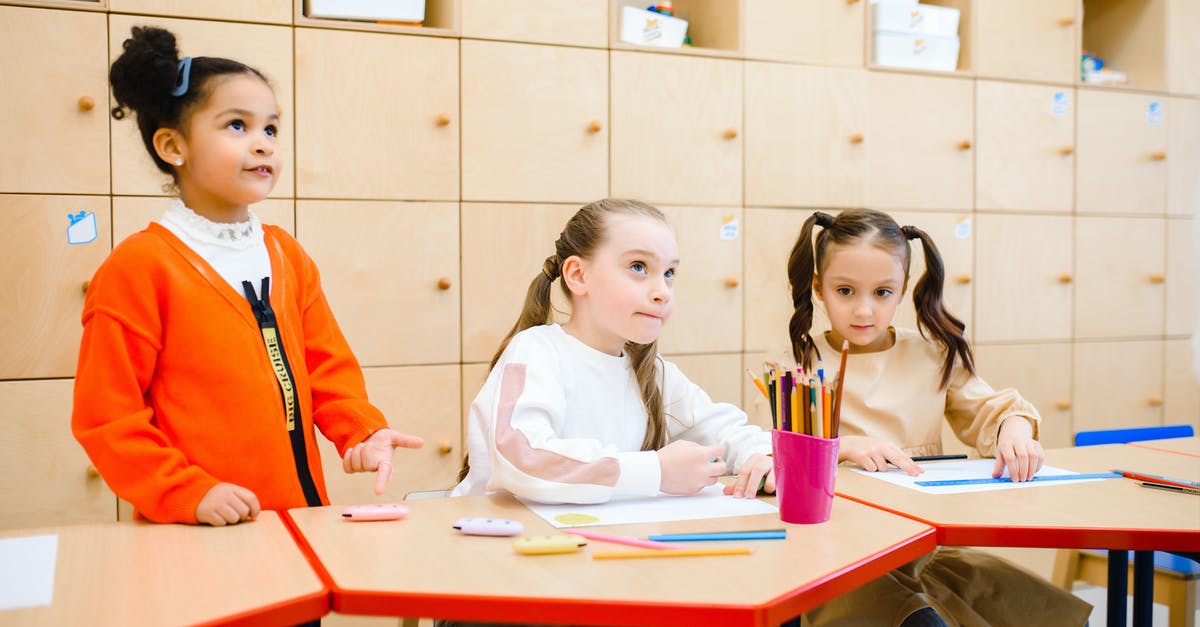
[1113,469,1198,491]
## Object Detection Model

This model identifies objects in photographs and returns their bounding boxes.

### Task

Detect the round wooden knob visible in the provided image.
[78,96,95,111]
[81,280,90,294]
[723,276,740,288]
[437,441,453,454]
[848,132,864,144]
[1058,146,1074,156]
[436,277,452,290]
[86,464,100,478]
[435,113,451,127]
[1057,16,1075,26]
[847,0,860,4]
[957,139,972,151]
[1148,273,1165,284]
[1055,400,1071,411]
[1149,151,1166,161]
[1058,273,1072,284]
[1147,395,1163,407]
[722,128,738,140]
[587,120,602,134]
[955,274,971,285]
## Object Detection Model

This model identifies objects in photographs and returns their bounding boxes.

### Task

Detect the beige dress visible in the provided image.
[804,328,1092,627]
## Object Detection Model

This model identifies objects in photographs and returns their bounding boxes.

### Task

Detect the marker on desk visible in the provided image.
[647,529,786,542]
[1140,481,1200,496]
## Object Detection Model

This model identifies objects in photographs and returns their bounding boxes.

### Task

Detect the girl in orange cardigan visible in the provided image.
[72,26,422,526]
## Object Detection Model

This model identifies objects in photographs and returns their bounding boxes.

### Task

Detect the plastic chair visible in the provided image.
[1051,424,1198,627]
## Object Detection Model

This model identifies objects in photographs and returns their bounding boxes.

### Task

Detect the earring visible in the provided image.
[174,158,183,166]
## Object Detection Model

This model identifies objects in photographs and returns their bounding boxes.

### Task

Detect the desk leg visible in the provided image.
[1108,550,1128,627]
[1132,551,1154,627]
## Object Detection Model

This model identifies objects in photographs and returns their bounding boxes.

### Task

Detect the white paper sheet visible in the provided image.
[0,534,58,610]
[518,484,779,528]
[852,459,1113,494]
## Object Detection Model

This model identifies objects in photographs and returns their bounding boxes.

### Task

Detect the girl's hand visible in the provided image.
[343,428,425,495]
[840,435,923,476]
[723,453,775,499]
[657,440,727,495]
[992,417,1043,482]
[196,482,260,526]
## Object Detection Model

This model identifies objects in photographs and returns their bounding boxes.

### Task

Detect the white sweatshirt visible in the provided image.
[452,324,771,504]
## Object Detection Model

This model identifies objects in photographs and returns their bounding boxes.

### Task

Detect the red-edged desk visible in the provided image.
[285,493,936,626]
[0,510,327,626]
[1129,436,1200,458]
[836,444,1200,627]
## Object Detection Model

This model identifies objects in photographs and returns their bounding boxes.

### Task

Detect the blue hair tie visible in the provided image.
[171,56,193,97]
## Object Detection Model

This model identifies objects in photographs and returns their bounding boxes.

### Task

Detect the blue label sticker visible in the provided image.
[67,211,98,245]
[954,217,970,239]
[720,216,739,241]
[1148,101,1163,125]
[1051,91,1069,116]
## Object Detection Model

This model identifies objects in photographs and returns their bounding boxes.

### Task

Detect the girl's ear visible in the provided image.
[561,255,588,297]
[811,275,823,302]
[152,127,186,168]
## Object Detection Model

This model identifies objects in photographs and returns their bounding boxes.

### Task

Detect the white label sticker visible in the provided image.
[720,216,739,241]
[954,216,971,239]
[1052,91,1069,116]
[1148,101,1163,125]
[66,211,97,245]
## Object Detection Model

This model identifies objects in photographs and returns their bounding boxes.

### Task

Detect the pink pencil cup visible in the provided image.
[772,429,839,524]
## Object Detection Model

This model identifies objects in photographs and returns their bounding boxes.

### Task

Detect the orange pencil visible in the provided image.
[745,368,769,400]
[822,385,831,438]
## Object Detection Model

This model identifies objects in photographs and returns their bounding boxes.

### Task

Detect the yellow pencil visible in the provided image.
[592,547,752,560]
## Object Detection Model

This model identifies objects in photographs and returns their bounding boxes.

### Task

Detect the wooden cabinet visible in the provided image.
[866,72,974,211]
[975,343,1074,449]
[461,0,606,47]
[460,203,576,363]
[1163,339,1199,426]
[1167,0,1200,95]
[610,0,742,56]
[319,365,463,503]
[1166,97,1199,217]
[0,195,111,380]
[743,0,864,67]
[0,7,109,195]
[461,40,607,203]
[1073,340,1164,431]
[664,353,743,409]
[1165,217,1196,337]
[656,206,742,355]
[610,51,742,206]
[0,379,117,529]
[107,0,293,23]
[1075,217,1165,339]
[888,212,973,340]
[109,15,295,198]
[1076,89,1168,215]
[974,214,1073,343]
[745,63,866,208]
[973,0,1078,84]
[296,201,460,366]
[294,28,458,200]
[112,197,295,242]
[743,208,824,357]
[975,81,1074,213]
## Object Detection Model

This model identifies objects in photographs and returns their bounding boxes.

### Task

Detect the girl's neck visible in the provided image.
[826,327,896,354]
[561,317,625,357]
[178,189,250,224]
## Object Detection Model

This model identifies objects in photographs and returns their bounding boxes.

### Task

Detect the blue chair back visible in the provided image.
[1074,424,1195,447]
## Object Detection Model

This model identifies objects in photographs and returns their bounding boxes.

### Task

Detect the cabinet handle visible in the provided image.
[437,277,452,290]
[723,276,740,288]
[1058,146,1074,156]
[722,128,739,140]
[1058,273,1072,284]
[78,96,95,112]
[587,120,603,134]
[847,0,860,4]
[955,274,971,285]
[1149,151,1166,161]
[1148,273,1165,284]
[1057,16,1075,27]
[81,280,90,294]
[848,132,864,144]
[957,139,972,151]
[1055,400,1071,411]
[435,113,451,127]
[1147,395,1163,407]
[437,441,454,454]
[86,464,100,478]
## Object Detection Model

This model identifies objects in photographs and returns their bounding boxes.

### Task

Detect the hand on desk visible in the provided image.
[723,453,776,499]
[196,482,260,526]
[840,436,923,476]
[992,417,1043,482]
[657,440,727,495]
[343,428,425,495]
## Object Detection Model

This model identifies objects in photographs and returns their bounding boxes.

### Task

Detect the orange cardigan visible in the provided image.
[72,223,387,523]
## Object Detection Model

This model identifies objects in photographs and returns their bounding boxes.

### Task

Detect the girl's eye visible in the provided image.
[664,268,675,281]
[630,262,646,275]
[836,287,853,296]
[264,124,278,138]
[876,288,894,297]
[227,119,245,132]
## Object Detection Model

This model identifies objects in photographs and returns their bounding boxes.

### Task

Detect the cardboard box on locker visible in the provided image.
[619,5,688,47]
[872,31,960,72]
[872,1,960,37]
[306,0,425,22]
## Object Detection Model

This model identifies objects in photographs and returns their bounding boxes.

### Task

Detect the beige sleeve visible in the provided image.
[944,364,1041,457]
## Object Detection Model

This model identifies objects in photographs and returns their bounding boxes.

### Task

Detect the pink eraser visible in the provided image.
[341,504,409,521]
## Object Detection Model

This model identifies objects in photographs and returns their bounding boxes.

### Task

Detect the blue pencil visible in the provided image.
[646,530,787,542]
[914,472,1120,487]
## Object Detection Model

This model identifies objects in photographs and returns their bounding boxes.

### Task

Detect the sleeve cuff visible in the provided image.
[613,451,662,498]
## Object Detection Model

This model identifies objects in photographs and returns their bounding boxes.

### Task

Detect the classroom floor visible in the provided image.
[1073,584,1197,627]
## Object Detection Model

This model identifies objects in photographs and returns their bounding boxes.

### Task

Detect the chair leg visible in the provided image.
[400,618,419,627]
[1052,549,1082,590]
[1165,578,1197,627]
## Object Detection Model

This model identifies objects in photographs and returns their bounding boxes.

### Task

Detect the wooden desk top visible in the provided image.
[286,494,935,627]
[0,511,327,627]
[836,444,1200,551]
[1128,436,1200,457]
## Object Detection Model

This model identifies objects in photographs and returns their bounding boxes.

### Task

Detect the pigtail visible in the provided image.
[488,255,560,370]
[627,343,667,451]
[903,225,974,388]
[787,212,833,370]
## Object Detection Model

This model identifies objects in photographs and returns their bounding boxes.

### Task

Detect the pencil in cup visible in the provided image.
[830,339,849,438]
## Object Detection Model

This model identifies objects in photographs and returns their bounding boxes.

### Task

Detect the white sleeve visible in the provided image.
[485,338,660,504]
[661,360,772,473]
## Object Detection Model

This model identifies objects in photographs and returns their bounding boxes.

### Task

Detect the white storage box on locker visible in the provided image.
[873,31,960,72]
[619,6,688,48]
[872,1,960,37]
[306,0,425,22]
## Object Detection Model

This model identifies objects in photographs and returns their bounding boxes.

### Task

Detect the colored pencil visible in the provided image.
[647,529,786,542]
[746,368,770,400]
[567,529,686,550]
[1113,469,1199,490]
[592,547,752,560]
[1140,481,1200,496]
[911,454,968,462]
[830,339,849,438]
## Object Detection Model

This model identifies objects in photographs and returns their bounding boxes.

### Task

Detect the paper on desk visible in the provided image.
[518,484,778,528]
[0,534,57,610]
[853,459,1108,495]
